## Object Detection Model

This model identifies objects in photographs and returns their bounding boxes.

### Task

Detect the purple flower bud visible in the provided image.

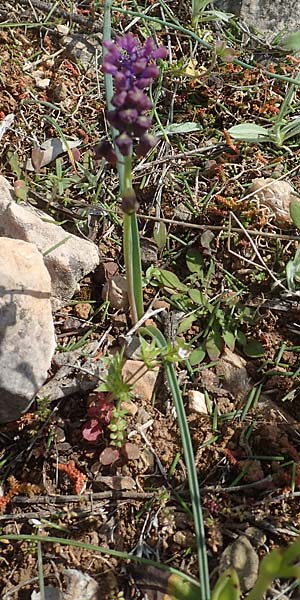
[117,33,139,54]
[132,59,148,75]
[114,72,128,90]
[115,132,133,156]
[106,110,125,131]
[152,47,168,60]
[142,65,160,78]
[103,40,117,52]
[118,108,139,125]
[132,115,152,136]
[112,90,128,108]
[127,88,152,111]
[121,188,139,214]
[135,78,152,89]
[136,134,158,157]
[102,62,118,75]
[93,141,117,166]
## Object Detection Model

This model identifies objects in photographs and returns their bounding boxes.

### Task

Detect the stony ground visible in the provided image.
[2,1,300,599]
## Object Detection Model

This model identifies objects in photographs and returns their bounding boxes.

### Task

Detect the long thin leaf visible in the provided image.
[0,533,200,590]
[143,326,210,600]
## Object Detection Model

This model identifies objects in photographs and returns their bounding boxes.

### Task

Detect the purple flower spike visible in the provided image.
[103,33,166,156]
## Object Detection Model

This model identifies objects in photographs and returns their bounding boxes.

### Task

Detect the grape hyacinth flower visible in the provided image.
[102,33,167,158]
[101,32,166,324]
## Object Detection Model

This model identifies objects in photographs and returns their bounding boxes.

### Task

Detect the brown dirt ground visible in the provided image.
[2,1,300,599]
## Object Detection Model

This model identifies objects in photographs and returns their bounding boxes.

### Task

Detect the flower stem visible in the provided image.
[122,155,144,324]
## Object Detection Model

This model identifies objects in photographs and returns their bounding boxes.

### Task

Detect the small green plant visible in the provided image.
[228,76,300,148]
[146,248,263,360]
[285,245,300,292]
[191,0,233,28]
[213,537,300,599]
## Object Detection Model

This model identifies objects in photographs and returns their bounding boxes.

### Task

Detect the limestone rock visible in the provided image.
[102,275,129,310]
[31,587,63,600]
[0,238,56,423]
[214,0,300,35]
[0,176,99,309]
[216,348,251,403]
[122,359,159,402]
[187,390,208,414]
[250,177,300,227]
[62,34,102,70]
[219,535,259,592]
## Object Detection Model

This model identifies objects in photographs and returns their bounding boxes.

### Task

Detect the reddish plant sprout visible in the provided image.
[0,476,41,514]
[82,392,114,443]
[57,460,87,494]
[99,442,140,466]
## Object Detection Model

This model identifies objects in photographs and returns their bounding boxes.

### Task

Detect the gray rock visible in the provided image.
[62,34,102,70]
[38,342,107,402]
[140,237,158,267]
[173,201,193,222]
[0,176,99,309]
[0,238,55,423]
[216,348,251,404]
[64,569,100,600]
[31,586,63,600]
[219,535,259,592]
[214,0,300,35]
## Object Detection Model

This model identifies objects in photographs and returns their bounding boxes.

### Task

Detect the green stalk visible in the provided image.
[122,156,144,323]
[143,326,211,600]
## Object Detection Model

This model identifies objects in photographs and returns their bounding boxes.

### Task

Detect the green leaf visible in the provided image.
[153,221,167,249]
[188,288,204,305]
[14,179,28,201]
[167,572,200,599]
[211,568,241,600]
[228,123,270,141]
[280,119,300,141]
[161,122,202,136]
[189,346,206,366]
[132,566,200,600]
[243,340,264,358]
[223,330,236,351]
[205,332,222,360]
[158,269,188,292]
[282,31,300,52]
[178,314,197,334]
[236,330,247,347]
[142,326,210,599]
[192,0,211,19]
[186,248,204,274]
[290,201,300,228]
[7,150,21,178]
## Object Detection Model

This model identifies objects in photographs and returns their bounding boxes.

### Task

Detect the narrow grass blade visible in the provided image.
[130,213,144,319]
[0,534,201,590]
[143,326,210,600]
[37,541,45,600]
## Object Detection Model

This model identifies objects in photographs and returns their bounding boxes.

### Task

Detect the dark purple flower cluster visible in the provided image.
[102,33,167,157]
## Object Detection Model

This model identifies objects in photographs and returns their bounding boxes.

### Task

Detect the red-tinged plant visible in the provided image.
[82,392,114,443]
[99,442,140,466]
[57,460,87,494]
